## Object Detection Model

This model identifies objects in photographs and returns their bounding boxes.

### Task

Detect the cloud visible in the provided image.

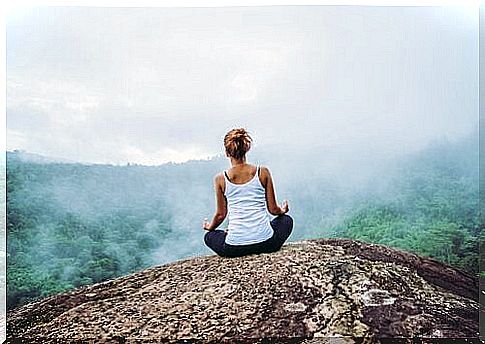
[6,6,478,164]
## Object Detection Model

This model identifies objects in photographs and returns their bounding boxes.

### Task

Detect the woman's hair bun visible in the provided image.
[224,128,252,160]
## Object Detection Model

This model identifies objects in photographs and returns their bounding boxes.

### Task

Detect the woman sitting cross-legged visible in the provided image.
[203,128,293,258]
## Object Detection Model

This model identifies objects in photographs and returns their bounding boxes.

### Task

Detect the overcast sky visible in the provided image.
[6,5,478,165]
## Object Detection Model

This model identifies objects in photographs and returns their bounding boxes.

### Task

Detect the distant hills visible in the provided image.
[7,150,78,165]
[5,132,481,311]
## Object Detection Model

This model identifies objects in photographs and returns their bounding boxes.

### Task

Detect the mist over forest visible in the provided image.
[4,4,480,318]
[6,130,480,310]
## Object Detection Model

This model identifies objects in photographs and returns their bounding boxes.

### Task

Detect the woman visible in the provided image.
[203,128,293,257]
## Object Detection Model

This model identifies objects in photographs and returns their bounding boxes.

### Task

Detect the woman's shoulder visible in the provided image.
[256,165,272,185]
[213,172,226,184]
[257,164,270,175]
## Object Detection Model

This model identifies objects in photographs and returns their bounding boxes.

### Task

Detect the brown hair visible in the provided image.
[224,128,252,160]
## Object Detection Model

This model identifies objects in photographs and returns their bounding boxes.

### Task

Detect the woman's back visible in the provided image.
[203,127,292,258]
[223,164,274,245]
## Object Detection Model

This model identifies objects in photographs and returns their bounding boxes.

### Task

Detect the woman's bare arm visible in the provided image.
[260,166,289,216]
[203,173,228,231]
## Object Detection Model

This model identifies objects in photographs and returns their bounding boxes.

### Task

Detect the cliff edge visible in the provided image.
[7,238,480,342]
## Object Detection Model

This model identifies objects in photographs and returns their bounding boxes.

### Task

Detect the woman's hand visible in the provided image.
[203,218,211,231]
[281,199,289,214]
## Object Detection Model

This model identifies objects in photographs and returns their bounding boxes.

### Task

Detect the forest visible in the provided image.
[6,132,482,310]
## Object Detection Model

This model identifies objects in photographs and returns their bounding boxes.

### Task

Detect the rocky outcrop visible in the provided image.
[6,238,480,343]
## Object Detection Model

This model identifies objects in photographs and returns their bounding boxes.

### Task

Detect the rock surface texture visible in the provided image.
[6,238,481,343]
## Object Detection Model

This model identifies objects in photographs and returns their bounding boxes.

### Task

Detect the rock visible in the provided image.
[6,238,480,343]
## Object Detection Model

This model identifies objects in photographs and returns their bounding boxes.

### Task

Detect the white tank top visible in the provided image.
[223,165,274,245]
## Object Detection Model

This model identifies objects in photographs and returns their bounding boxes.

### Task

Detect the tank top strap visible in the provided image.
[223,170,230,181]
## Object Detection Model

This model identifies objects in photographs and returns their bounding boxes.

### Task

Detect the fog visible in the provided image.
[7,128,478,268]
[7,5,478,165]
[6,5,479,309]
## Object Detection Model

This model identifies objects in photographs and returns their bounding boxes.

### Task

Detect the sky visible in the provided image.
[6,5,479,165]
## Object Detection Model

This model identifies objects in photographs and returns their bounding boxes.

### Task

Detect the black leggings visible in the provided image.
[204,214,293,258]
